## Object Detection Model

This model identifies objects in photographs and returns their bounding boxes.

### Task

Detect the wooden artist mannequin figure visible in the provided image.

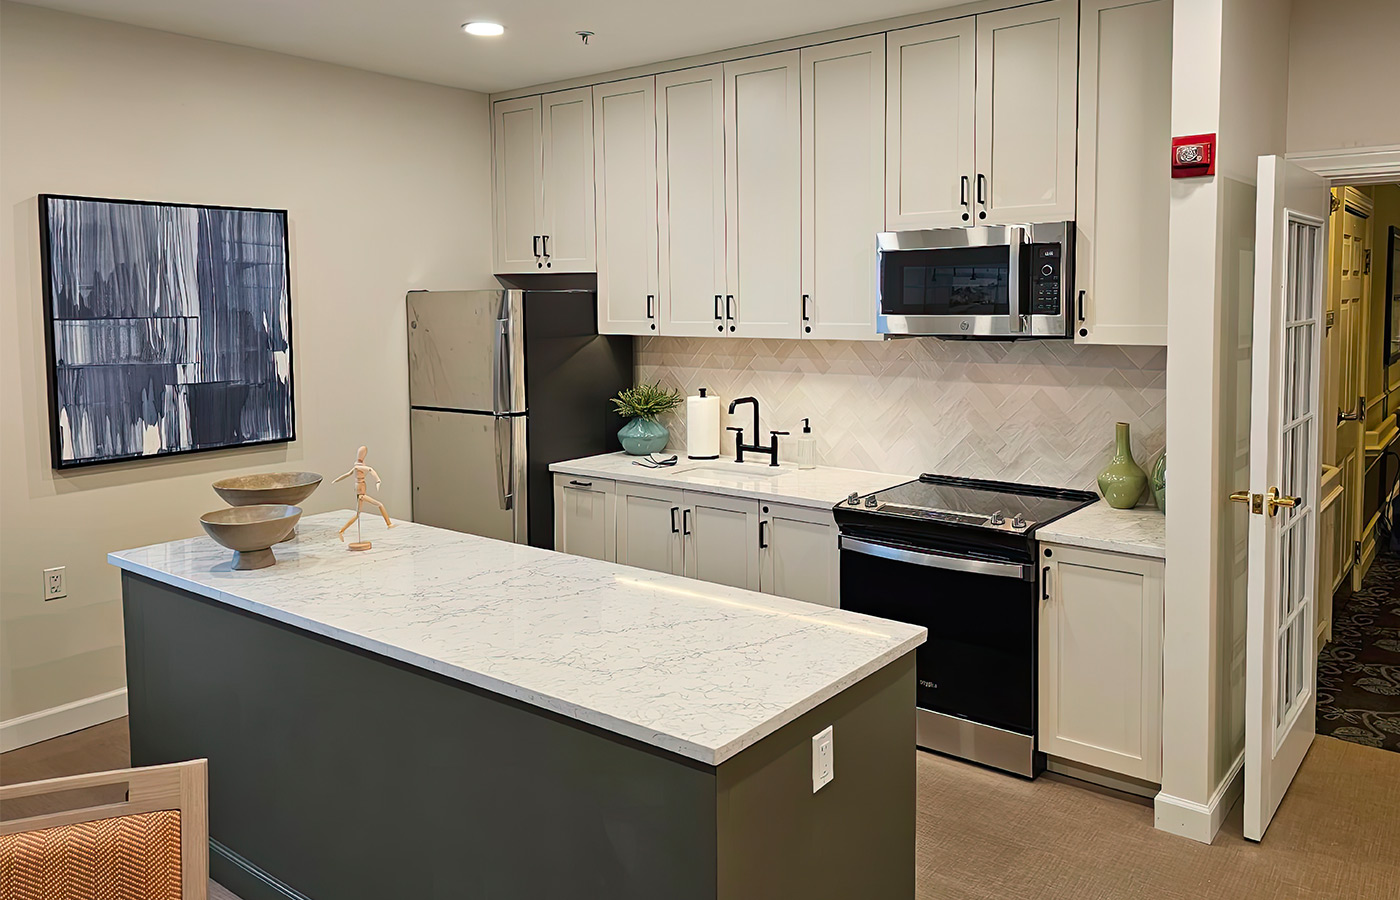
[333,445,394,550]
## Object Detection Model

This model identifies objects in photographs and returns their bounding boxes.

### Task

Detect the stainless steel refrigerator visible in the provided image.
[407,289,632,548]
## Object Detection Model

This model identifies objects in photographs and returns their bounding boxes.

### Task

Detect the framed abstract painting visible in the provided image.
[38,195,295,468]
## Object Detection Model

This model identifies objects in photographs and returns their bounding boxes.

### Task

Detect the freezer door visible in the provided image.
[407,290,526,413]
[410,409,528,542]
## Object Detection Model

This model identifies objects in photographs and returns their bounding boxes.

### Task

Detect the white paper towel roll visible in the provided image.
[686,389,721,459]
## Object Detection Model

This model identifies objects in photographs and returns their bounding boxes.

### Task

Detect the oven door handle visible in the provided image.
[839,535,1032,580]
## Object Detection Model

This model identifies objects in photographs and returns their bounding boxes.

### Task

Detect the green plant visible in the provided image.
[611,382,683,421]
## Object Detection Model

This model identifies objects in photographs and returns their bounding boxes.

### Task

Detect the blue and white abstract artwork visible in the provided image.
[40,195,294,468]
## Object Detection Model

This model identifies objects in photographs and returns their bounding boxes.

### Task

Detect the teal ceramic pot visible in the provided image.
[1150,450,1167,513]
[1097,422,1148,509]
[618,417,669,455]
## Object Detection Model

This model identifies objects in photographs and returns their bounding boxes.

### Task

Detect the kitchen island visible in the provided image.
[110,512,925,900]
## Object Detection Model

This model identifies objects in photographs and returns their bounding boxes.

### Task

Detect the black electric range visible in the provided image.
[834,474,1098,777]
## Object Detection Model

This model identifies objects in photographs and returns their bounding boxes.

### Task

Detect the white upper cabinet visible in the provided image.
[724,51,803,339]
[801,37,885,341]
[1074,0,1172,346]
[594,77,660,335]
[974,0,1078,225]
[886,20,977,230]
[540,87,596,272]
[492,89,595,274]
[657,66,729,337]
[492,95,544,274]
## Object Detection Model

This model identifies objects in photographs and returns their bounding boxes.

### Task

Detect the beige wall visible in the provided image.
[0,3,495,725]
[1287,0,1400,153]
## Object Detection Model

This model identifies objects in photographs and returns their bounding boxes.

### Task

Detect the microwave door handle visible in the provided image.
[1007,227,1024,335]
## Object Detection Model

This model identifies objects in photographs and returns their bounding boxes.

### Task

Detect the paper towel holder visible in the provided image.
[686,387,721,460]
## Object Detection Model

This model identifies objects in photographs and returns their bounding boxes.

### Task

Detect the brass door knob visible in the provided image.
[1266,487,1300,517]
[1229,491,1251,504]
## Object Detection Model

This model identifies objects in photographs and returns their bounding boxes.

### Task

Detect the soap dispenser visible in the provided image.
[792,418,817,470]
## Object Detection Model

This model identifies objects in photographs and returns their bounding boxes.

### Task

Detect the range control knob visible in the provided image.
[847,492,861,506]
[865,495,879,508]
[1041,264,1054,277]
[988,510,1006,526]
[1012,513,1027,529]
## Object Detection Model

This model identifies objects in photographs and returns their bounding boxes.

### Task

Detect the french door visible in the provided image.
[1241,155,1330,841]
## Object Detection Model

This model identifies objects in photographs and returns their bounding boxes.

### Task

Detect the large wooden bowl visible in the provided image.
[199,505,302,570]
[212,472,321,539]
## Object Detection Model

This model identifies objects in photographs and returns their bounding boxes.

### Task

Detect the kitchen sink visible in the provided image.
[680,464,789,481]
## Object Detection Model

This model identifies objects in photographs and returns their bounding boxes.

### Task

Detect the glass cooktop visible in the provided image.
[841,474,1097,533]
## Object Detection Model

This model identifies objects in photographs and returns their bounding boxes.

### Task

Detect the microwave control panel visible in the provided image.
[1028,244,1063,315]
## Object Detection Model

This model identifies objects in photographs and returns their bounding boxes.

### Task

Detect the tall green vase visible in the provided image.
[1097,422,1148,509]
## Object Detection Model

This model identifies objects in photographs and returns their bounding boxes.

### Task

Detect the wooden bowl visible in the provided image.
[199,505,302,570]
[212,472,321,539]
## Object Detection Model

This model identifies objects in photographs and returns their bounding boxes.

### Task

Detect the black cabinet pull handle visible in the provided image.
[646,295,655,319]
[682,508,691,536]
[801,294,811,322]
[533,235,541,260]
[1042,566,1052,601]
[541,234,551,268]
[1077,290,1086,323]
[960,175,969,208]
[725,295,734,320]
[569,480,593,488]
[759,520,769,549]
[714,295,723,320]
[976,174,986,205]
[671,506,680,534]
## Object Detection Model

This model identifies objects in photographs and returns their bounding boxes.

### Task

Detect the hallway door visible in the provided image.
[1241,156,1330,841]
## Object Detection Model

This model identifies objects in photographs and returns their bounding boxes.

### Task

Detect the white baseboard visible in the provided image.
[1153,752,1245,844]
[0,688,128,753]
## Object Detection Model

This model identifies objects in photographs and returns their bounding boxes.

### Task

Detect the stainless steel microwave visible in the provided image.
[876,222,1074,339]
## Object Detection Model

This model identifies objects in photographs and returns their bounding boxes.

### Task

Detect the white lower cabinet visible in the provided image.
[1038,543,1164,782]
[553,476,615,561]
[759,502,840,607]
[614,483,687,575]
[556,475,840,605]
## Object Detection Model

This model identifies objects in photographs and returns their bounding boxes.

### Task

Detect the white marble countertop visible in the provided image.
[109,512,925,766]
[1037,501,1166,559]
[550,452,908,510]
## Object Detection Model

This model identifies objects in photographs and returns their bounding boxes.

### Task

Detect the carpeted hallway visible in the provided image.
[5,718,1400,899]
[1318,550,1400,752]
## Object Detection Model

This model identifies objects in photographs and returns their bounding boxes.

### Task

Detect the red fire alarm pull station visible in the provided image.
[1171,133,1216,178]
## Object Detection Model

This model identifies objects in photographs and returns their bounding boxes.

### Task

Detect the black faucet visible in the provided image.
[726,397,787,466]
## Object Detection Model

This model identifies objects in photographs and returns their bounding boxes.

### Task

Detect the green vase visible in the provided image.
[1097,422,1148,509]
[1150,450,1167,514]
[618,417,669,455]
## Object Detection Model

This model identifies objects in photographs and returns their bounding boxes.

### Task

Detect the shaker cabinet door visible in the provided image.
[615,484,686,576]
[1039,544,1164,781]
[885,19,977,231]
[1074,0,1172,346]
[595,77,660,335]
[684,492,761,591]
[801,37,884,341]
[759,502,840,607]
[974,0,1077,225]
[493,95,545,274]
[724,51,802,339]
[553,475,615,561]
[657,66,729,337]
[540,87,596,273]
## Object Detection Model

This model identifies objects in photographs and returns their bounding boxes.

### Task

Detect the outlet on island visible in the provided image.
[43,566,66,600]
[812,725,834,792]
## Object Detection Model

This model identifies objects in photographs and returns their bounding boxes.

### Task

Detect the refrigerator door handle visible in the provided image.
[492,316,511,414]
[495,415,515,511]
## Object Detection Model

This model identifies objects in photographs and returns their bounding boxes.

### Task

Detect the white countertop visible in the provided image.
[550,452,908,510]
[108,512,925,766]
[1037,501,1166,559]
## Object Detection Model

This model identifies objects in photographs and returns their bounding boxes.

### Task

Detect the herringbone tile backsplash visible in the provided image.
[636,337,1166,491]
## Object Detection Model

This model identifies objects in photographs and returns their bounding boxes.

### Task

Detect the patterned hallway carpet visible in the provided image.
[1317,551,1400,752]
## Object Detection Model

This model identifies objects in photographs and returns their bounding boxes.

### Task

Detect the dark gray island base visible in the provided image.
[123,572,917,900]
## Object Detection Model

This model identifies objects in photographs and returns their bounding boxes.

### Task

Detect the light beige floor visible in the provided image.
[4,719,1399,899]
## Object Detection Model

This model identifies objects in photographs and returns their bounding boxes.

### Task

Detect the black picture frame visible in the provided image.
[1385,225,1400,368]
[38,193,296,469]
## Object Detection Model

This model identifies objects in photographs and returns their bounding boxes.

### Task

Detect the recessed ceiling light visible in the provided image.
[462,22,504,37]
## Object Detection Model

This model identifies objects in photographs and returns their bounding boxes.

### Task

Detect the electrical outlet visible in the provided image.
[811,725,834,792]
[43,566,67,600]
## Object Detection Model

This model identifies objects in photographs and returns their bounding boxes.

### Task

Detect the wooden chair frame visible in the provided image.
[0,758,208,900]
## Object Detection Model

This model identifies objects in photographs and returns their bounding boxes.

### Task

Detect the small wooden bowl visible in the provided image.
[200,505,302,570]
[212,472,321,540]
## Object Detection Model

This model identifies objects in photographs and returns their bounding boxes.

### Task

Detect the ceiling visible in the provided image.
[22,0,965,94]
